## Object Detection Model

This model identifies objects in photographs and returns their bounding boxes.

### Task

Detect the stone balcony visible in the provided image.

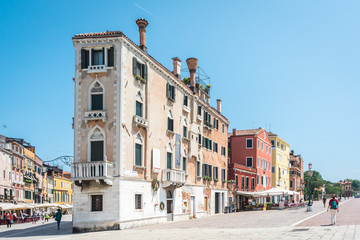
[161,169,185,188]
[84,110,107,122]
[133,115,148,128]
[71,161,113,185]
[87,65,107,73]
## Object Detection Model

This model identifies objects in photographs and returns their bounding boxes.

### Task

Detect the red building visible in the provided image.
[228,128,273,209]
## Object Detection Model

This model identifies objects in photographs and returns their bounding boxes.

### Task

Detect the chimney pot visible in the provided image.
[186,58,198,91]
[172,57,182,79]
[136,18,149,53]
[216,99,222,113]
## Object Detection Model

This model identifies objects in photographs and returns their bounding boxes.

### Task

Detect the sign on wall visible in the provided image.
[175,134,181,168]
[152,148,160,173]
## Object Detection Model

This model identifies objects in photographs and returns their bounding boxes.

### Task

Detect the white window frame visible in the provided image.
[88,126,106,162]
[183,118,188,139]
[135,91,144,117]
[246,138,253,149]
[88,80,105,111]
[134,132,144,167]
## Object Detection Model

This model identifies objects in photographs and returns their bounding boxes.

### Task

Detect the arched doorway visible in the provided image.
[166,190,173,221]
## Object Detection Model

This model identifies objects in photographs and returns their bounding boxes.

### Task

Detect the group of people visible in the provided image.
[3,208,62,230]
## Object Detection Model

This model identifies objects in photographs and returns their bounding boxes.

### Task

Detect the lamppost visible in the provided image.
[307,163,313,212]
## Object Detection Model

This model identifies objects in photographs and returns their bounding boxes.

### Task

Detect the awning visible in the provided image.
[235,191,255,196]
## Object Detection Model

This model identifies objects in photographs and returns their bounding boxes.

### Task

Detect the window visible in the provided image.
[202,164,212,178]
[213,118,219,130]
[3,170,5,179]
[246,177,249,189]
[266,145,268,153]
[196,161,200,176]
[257,175,259,185]
[166,83,176,102]
[290,180,293,188]
[135,144,142,166]
[271,140,275,148]
[91,140,104,162]
[213,142,218,153]
[221,169,226,182]
[90,82,104,110]
[167,110,174,132]
[258,140,260,149]
[213,166,218,180]
[251,178,255,190]
[241,176,245,190]
[182,157,187,172]
[235,175,239,188]
[91,195,103,211]
[246,139,253,149]
[133,57,147,80]
[198,105,202,116]
[203,110,212,127]
[257,157,259,168]
[272,167,275,173]
[222,124,225,134]
[183,119,188,138]
[54,180,57,187]
[61,182,64,188]
[81,47,114,69]
[135,194,142,210]
[261,142,263,150]
[246,157,253,167]
[167,152,172,169]
[221,146,226,156]
[261,176,263,185]
[198,134,202,145]
[277,141,279,148]
[183,95,188,106]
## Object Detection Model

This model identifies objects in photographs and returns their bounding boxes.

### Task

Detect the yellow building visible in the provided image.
[269,133,290,191]
[23,147,35,203]
[53,174,73,204]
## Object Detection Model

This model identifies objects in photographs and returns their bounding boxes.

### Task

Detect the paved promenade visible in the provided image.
[0,198,359,239]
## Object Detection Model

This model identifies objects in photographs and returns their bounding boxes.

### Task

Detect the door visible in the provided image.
[222,193,225,213]
[215,193,220,214]
[166,190,173,221]
[190,196,195,217]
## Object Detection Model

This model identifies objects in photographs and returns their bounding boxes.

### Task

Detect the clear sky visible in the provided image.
[0,0,359,181]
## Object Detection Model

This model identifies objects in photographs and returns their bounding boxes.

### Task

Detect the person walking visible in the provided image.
[40,210,45,224]
[32,211,37,224]
[45,212,50,222]
[55,209,62,230]
[5,211,13,228]
[323,196,327,207]
[327,194,340,225]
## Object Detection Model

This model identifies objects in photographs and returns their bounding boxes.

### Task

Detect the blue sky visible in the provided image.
[0,0,359,181]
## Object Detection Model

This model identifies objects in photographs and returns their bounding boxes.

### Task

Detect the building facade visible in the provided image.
[0,135,13,202]
[339,180,353,198]
[71,19,229,232]
[289,150,304,202]
[23,147,36,203]
[228,128,272,206]
[268,133,290,192]
[34,155,44,203]
[54,174,72,204]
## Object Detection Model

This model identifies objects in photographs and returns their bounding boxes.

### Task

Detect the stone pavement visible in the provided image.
[0,199,359,240]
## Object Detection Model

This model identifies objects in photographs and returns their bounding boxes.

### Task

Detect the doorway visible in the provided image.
[166,190,173,221]
[190,196,195,217]
[215,193,220,214]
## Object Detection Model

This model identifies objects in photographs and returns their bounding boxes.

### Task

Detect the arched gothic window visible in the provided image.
[90,82,104,111]
[89,127,105,162]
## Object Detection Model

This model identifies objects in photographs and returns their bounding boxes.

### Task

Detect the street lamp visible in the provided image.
[307,163,313,212]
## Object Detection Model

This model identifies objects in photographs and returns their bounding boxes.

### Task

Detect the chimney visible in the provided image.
[136,18,149,53]
[232,128,236,136]
[186,58,198,91]
[172,57,182,79]
[216,99,222,113]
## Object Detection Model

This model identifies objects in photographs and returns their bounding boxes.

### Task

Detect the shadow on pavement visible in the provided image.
[0,220,77,238]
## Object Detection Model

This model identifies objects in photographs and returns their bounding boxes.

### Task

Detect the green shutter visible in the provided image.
[166,83,169,98]
[133,57,137,75]
[81,49,86,69]
[167,153,172,169]
[108,47,114,67]
[135,144,142,166]
[142,64,147,80]
[209,165,212,178]
[172,86,175,100]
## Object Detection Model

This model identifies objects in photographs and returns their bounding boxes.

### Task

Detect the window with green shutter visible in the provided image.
[196,161,200,176]
[241,176,245,190]
[136,101,143,117]
[133,57,147,82]
[107,47,114,67]
[167,117,174,132]
[167,152,172,169]
[91,94,103,110]
[182,157,186,171]
[135,143,142,166]
[91,141,104,161]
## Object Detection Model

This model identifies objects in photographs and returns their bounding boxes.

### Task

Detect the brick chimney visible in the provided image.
[172,57,181,79]
[186,58,198,91]
[216,99,222,113]
[232,128,236,136]
[136,18,149,53]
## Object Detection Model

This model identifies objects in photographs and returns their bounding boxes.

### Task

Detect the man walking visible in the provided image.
[322,196,327,207]
[5,211,13,228]
[55,209,62,230]
[327,194,339,225]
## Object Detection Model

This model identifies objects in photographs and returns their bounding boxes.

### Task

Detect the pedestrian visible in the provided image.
[55,209,62,230]
[323,196,327,207]
[327,194,340,225]
[40,209,45,224]
[32,211,37,224]
[5,211,13,228]
[45,212,50,222]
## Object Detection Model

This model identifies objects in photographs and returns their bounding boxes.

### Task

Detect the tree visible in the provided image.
[303,170,324,200]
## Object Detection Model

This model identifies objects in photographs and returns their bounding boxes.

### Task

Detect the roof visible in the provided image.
[229,128,265,137]
[72,29,229,123]
[268,132,277,136]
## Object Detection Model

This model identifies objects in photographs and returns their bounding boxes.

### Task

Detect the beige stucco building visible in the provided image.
[71,19,229,232]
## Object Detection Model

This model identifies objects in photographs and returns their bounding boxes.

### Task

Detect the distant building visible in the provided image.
[0,135,13,202]
[228,128,272,207]
[34,155,44,203]
[289,150,304,202]
[338,180,353,198]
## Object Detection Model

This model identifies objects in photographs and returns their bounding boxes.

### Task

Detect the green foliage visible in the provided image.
[303,170,324,199]
[325,184,341,195]
[182,77,190,86]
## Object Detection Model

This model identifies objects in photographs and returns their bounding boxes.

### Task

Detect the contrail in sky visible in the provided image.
[134,2,158,18]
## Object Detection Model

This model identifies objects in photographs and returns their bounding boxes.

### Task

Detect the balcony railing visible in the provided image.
[88,65,107,73]
[84,110,107,122]
[162,169,185,188]
[72,161,113,182]
[133,115,148,128]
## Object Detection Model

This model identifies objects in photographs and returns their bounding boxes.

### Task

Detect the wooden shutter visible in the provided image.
[209,165,212,178]
[142,63,147,80]
[81,49,86,69]
[91,141,103,161]
[102,47,105,65]
[133,57,137,76]
[202,164,205,177]
[172,85,175,100]
[166,83,170,98]
[108,47,114,67]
